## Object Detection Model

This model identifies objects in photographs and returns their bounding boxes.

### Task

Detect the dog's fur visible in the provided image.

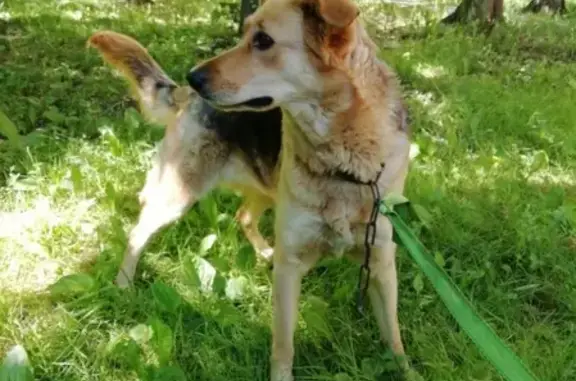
[88,31,283,287]
[188,0,411,379]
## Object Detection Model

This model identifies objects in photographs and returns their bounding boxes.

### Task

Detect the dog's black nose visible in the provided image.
[187,68,210,96]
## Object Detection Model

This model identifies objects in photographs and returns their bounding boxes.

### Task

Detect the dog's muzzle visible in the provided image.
[187,67,274,110]
[187,68,211,99]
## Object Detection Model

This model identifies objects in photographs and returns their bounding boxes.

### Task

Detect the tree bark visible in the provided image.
[125,0,154,4]
[442,0,504,23]
[239,0,260,34]
[521,0,567,14]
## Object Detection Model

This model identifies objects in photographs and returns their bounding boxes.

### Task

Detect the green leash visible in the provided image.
[379,199,541,381]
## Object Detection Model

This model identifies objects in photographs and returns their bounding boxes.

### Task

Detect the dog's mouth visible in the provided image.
[217,96,274,110]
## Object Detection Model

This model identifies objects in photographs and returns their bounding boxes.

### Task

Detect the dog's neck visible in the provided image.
[282,28,399,183]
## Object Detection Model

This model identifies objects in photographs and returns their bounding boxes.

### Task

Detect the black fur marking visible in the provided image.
[155,81,176,90]
[198,100,282,185]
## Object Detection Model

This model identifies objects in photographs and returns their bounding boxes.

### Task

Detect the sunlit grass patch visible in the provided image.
[0,133,140,292]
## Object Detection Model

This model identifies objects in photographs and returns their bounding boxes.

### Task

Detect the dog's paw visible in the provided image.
[402,368,425,381]
[391,355,424,381]
[270,363,293,381]
[258,248,274,262]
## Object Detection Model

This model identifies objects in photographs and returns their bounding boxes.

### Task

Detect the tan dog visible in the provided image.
[186,0,411,379]
[88,31,284,288]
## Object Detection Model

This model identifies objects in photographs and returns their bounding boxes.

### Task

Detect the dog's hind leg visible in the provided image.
[116,171,195,288]
[235,192,274,262]
[117,203,192,287]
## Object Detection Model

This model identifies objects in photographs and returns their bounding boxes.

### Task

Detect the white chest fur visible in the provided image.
[286,102,331,143]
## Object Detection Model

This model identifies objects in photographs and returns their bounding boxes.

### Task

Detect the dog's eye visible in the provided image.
[252,31,275,51]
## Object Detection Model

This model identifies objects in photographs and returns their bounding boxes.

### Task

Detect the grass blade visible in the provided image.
[0,109,24,150]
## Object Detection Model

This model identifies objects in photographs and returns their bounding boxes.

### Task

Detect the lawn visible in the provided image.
[0,0,575,380]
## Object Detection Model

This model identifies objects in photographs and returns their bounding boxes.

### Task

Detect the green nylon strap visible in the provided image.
[379,201,541,381]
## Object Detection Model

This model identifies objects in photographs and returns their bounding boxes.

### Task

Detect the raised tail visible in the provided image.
[88,30,191,125]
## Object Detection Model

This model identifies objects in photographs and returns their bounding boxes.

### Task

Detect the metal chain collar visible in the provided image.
[356,165,384,314]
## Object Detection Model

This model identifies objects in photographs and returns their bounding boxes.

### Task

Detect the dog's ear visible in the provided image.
[300,0,359,62]
[303,0,359,28]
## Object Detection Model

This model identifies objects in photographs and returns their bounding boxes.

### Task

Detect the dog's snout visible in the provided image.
[187,68,210,96]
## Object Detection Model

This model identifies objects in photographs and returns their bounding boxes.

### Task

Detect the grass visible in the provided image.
[0,0,575,380]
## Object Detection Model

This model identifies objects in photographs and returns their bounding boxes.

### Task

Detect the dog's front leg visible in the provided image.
[271,254,303,381]
[270,206,323,381]
[368,219,406,363]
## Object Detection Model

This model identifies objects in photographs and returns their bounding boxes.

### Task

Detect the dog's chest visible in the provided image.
[287,103,331,141]
[280,165,376,252]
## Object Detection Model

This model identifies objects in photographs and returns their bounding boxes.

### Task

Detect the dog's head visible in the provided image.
[187,0,360,111]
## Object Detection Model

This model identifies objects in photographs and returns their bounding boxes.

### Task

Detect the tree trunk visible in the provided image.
[442,0,504,23]
[522,0,566,13]
[125,0,154,4]
[238,0,260,34]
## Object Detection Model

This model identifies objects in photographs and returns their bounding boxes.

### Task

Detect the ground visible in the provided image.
[0,0,575,380]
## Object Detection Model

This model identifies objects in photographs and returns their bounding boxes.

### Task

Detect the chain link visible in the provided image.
[356,166,384,314]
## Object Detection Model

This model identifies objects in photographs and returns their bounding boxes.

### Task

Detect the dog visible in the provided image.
[88,31,284,288]
[186,0,411,379]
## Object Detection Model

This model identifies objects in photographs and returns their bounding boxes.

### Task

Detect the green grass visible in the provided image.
[0,0,575,380]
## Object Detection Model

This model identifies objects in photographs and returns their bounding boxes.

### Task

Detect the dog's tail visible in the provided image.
[88,30,192,126]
